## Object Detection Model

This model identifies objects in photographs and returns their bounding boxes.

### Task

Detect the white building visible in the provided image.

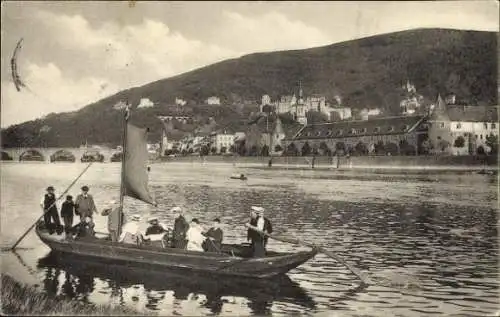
[210,132,235,153]
[428,95,498,155]
[359,108,382,120]
[175,97,187,106]
[206,96,221,105]
[329,107,352,121]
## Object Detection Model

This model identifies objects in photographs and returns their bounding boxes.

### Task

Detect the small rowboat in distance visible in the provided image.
[35,222,317,279]
[230,173,248,180]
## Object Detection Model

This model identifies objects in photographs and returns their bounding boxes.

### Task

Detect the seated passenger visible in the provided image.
[145,217,165,236]
[70,216,95,240]
[119,215,143,245]
[186,218,205,252]
[203,218,223,252]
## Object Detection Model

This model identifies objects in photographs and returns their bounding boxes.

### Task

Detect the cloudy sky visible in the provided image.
[1,1,498,127]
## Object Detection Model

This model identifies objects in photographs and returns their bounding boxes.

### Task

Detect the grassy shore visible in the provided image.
[1,274,152,316]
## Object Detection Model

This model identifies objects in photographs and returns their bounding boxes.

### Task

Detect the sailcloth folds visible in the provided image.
[123,123,157,206]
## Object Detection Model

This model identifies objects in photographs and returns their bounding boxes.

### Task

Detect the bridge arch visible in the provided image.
[50,149,76,162]
[20,149,45,161]
[1,151,13,161]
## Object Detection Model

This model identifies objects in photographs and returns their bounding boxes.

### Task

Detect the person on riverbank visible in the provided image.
[246,206,273,257]
[75,186,97,221]
[101,200,123,242]
[60,195,76,234]
[40,186,62,235]
[203,218,223,252]
[172,207,189,249]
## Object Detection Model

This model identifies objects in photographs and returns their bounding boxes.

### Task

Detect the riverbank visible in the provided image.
[1,274,152,316]
[156,155,498,171]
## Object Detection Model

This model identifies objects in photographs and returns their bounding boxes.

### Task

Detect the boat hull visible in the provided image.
[35,224,316,279]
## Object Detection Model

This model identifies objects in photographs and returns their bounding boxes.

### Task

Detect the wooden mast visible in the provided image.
[117,104,130,238]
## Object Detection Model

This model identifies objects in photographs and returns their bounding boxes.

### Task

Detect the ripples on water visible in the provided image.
[0,162,498,316]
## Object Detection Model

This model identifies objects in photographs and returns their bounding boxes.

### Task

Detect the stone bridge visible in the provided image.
[0,147,117,162]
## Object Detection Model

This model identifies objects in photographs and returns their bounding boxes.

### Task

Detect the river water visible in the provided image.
[0,162,498,316]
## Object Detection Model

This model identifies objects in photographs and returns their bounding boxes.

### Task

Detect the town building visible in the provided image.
[428,95,498,155]
[175,97,187,106]
[330,107,353,121]
[284,115,429,156]
[206,96,221,105]
[210,131,235,153]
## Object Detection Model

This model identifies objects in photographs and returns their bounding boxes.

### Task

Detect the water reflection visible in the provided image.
[37,252,317,315]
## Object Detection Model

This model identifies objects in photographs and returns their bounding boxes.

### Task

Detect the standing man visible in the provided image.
[40,186,62,235]
[172,207,189,249]
[75,186,97,221]
[247,206,273,257]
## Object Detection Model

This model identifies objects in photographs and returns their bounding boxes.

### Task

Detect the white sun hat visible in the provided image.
[251,206,264,214]
[131,215,141,221]
[170,206,182,213]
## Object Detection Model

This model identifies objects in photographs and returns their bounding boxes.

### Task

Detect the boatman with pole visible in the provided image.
[40,186,62,235]
[247,206,273,257]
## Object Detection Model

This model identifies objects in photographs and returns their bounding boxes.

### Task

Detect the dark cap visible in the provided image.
[66,195,73,200]
[47,186,54,191]
[192,218,199,224]
[81,186,89,191]
[213,218,221,223]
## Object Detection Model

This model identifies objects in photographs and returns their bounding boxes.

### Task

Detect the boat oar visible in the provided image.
[5,162,94,252]
[245,223,372,285]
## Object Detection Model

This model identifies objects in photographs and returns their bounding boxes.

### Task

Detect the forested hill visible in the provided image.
[2,28,497,147]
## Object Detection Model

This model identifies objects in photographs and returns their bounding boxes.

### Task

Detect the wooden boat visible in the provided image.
[37,251,317,311]
[230,173,247,180]
[35,223,317,278]
[36,106,317,279]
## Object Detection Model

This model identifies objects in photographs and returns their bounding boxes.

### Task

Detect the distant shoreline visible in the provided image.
[155,154,498,170]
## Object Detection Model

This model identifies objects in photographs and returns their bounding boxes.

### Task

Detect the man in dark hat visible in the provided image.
[75,185,97,221]
[60,195,76,234]
[203,218,223,252]
[40,186,61,235]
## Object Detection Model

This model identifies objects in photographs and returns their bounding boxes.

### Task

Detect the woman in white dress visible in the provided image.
[186,218,205,251]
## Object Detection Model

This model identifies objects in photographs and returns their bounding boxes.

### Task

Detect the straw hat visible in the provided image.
[170,206,182,213]
[148,217,158,224]
[251,206,264,214]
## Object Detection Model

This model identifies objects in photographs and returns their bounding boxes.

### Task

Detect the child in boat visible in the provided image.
[186,218,205,251]
[61,195,76,234]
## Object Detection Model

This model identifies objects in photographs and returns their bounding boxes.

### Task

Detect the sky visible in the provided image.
[1,1,498,127]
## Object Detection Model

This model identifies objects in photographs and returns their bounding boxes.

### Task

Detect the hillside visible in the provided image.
[1,28,497,147]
